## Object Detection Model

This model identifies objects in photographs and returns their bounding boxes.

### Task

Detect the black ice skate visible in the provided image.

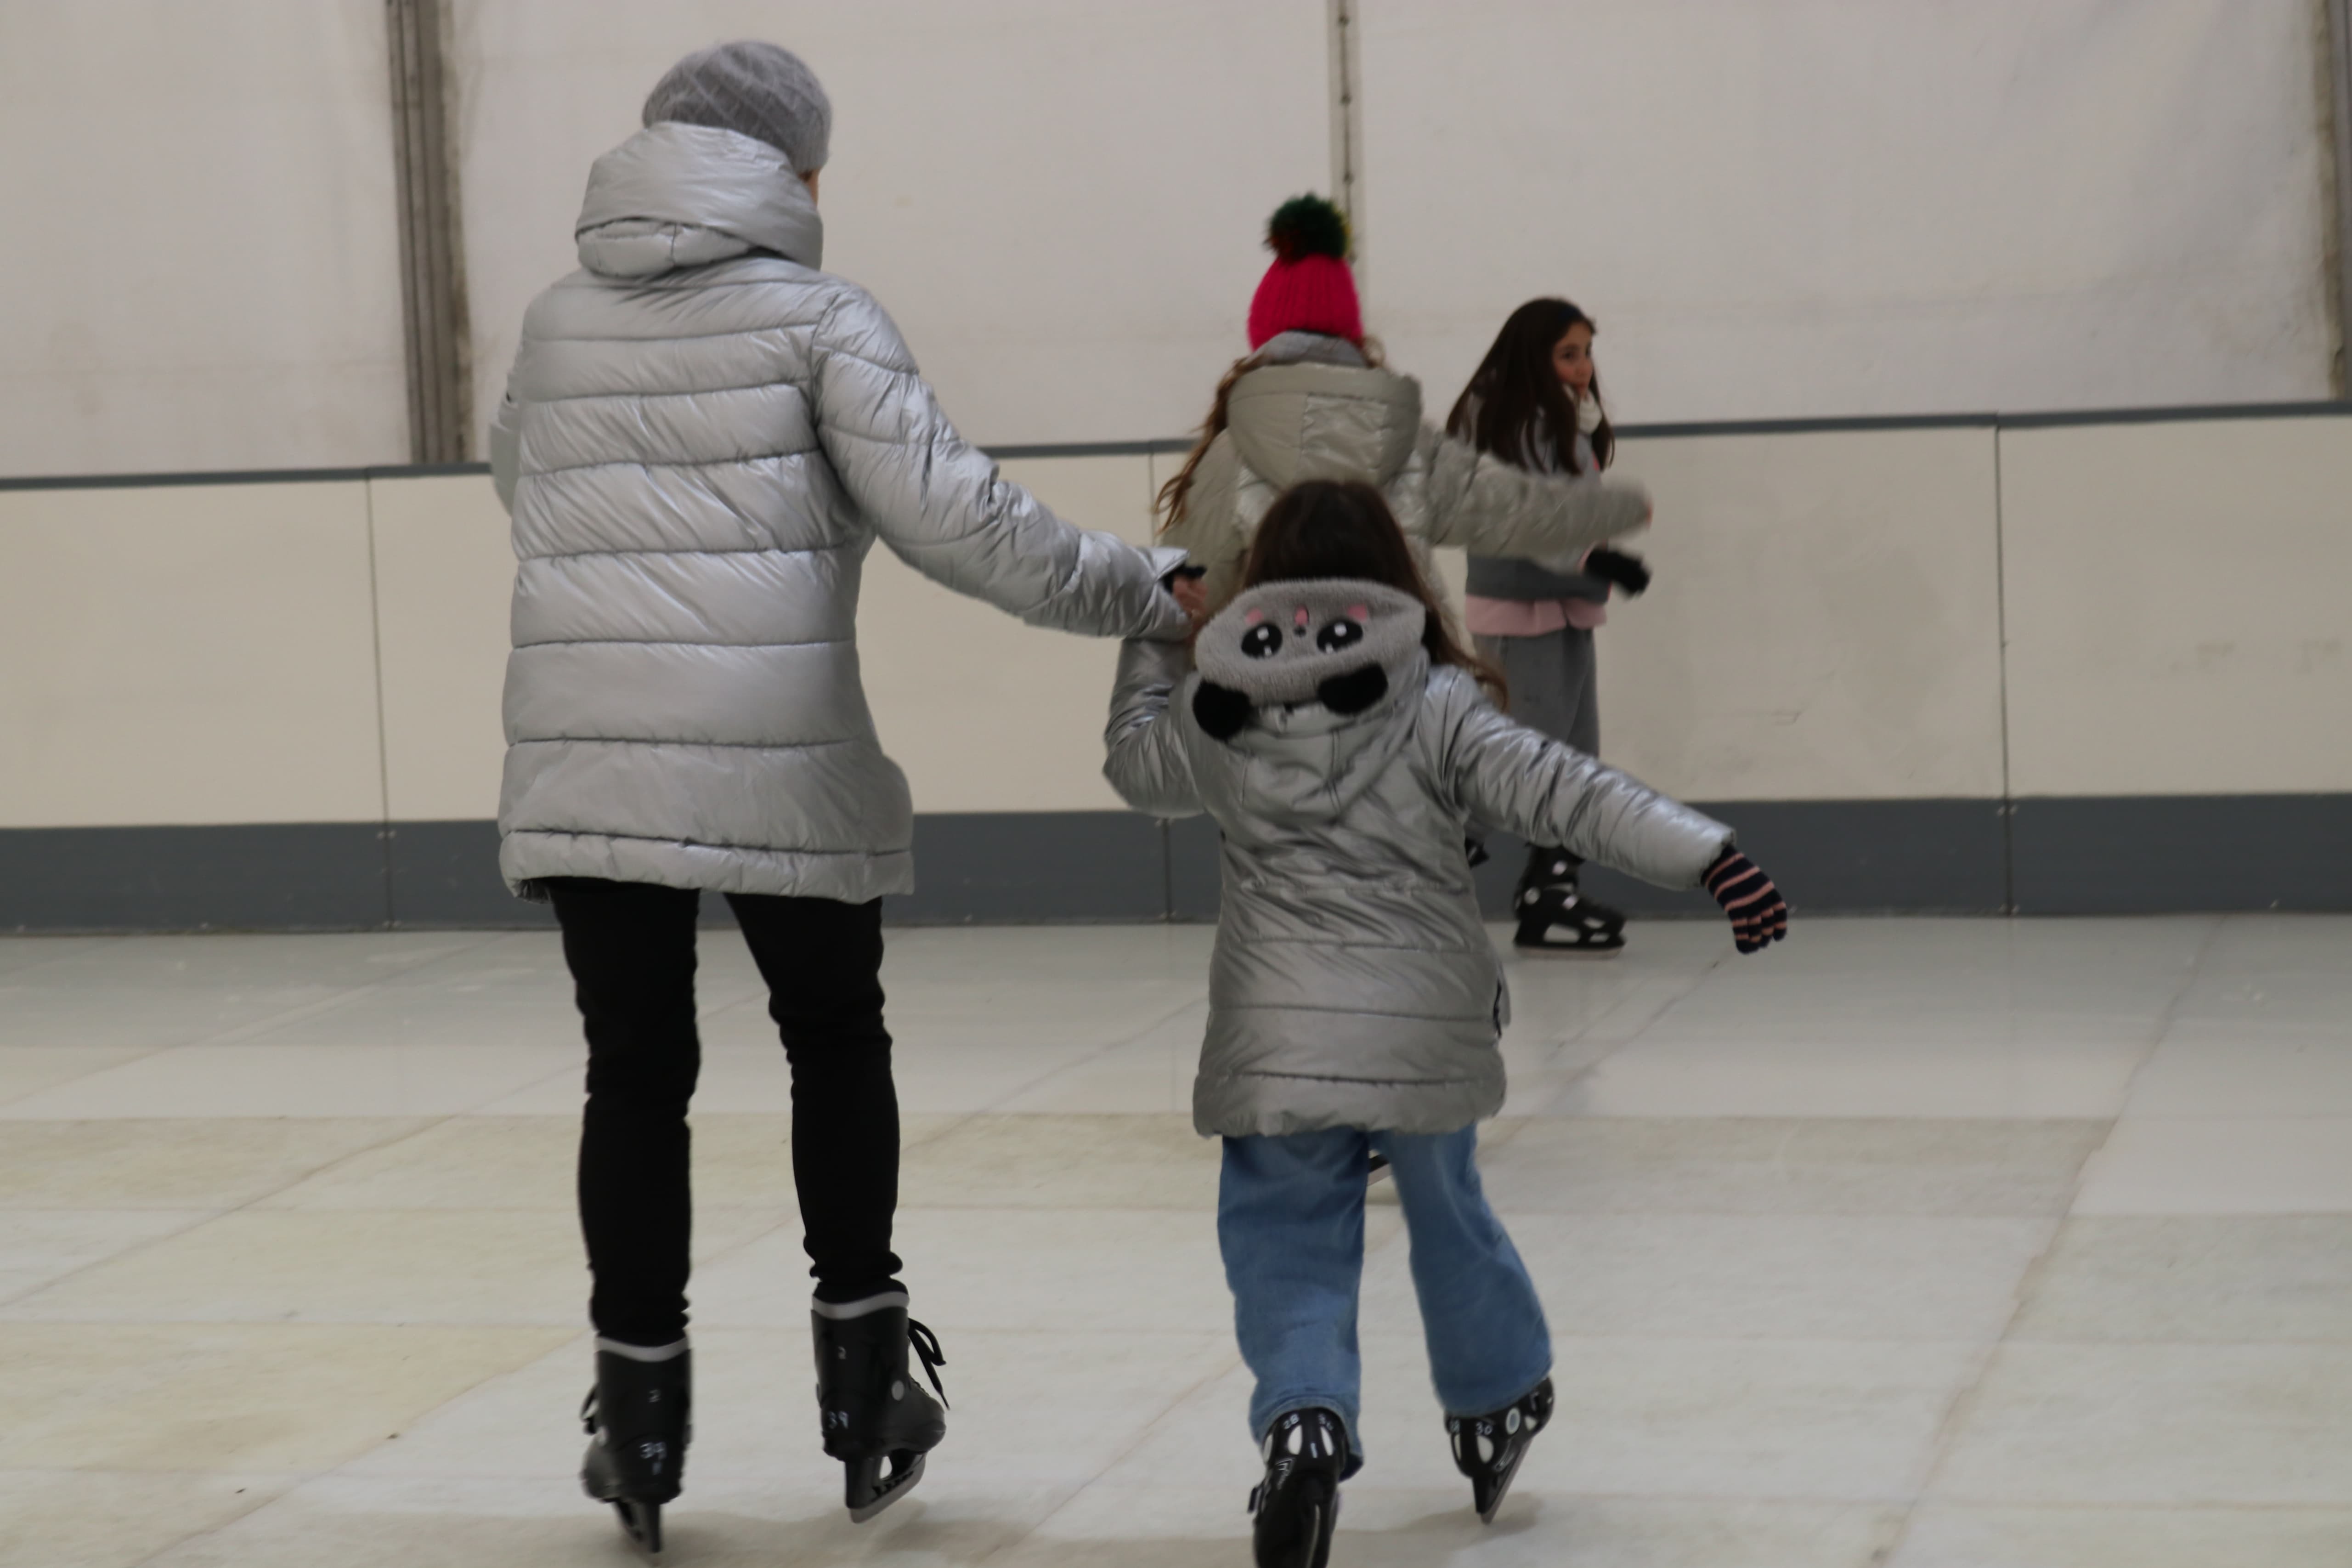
[1447,1376,1553,1523]
[1247,1405,1349,1568]
[580,1341,691,1559]
[1514,851,1626,958]
[812,1293,948,1523]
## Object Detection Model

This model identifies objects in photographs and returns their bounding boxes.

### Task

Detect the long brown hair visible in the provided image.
[1239,480,1504,701]
[1155,338,1387,532]
[1444,298,1612,475]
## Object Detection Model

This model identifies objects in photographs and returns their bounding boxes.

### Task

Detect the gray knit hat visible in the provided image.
[643,41,831,174]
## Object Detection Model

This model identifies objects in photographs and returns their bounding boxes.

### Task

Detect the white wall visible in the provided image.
[2003,416,2352,796]
[0,1,409,477]
[1358,0,2337,425]
[0,483,384,827]
[9,412,2344,838]
[1,1,2341,479]
[452,0,1330,455]
[371,474,513,821]
[1592,428,2007,801]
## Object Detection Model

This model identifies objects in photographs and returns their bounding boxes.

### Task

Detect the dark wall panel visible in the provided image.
[2013,795,2352,913]
[0,823,389,932]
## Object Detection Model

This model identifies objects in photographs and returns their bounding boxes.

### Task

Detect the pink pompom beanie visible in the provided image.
[1245,195,1363,350]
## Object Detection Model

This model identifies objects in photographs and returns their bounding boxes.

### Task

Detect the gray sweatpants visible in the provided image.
[1476,628,1599,872]
[1475,627,1599,757]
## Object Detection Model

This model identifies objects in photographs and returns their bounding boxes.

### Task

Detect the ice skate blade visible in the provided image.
[1475,1446,1530,1525]
[846,1451,926,1523]
[612,1498,664,1559]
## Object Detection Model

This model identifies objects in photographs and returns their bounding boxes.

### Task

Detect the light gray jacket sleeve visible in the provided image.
[1103,638,1205,818]
[1416,425,1651,565]
[1430,668,1729,888]
[813,288,1188,641]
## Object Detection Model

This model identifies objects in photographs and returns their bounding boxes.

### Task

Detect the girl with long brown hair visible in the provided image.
[1447,297,1653,957]
[1103,478,1787,1566]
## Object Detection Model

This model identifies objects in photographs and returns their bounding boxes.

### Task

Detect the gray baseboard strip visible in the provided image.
[893,812,1168,925]
[0,796,2345,932]
[0,823,393,931]
[2010,795,2352,914]
[385,821,555,928]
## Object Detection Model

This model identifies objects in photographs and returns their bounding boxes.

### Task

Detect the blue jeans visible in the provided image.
[1218,1124,1551,1460]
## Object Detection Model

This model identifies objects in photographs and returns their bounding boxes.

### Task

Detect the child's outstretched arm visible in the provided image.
[1432,670,1787,952]
[1416,425,1652,565]
[1102,638,1206,819]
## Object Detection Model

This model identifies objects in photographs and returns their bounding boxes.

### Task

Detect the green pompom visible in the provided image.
[1266,194,1350,262]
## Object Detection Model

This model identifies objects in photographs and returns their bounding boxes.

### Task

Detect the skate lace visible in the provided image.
[907,1318,950,1410]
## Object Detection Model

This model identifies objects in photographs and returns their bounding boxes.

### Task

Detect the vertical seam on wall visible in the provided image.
[386,0,473,462]
[362,480,397,929]
[1328,0,1363,272]
[2328,0,2352,394]
[1994,425,2016,915]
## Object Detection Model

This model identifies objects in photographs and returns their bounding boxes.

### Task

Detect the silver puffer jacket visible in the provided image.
[1103,622,1732,1138]
[490,123,1185,903]
[1160,334,1653,611]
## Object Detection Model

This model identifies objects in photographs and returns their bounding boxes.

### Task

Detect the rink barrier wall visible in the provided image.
[1,795,2347,932]
[2,401,2349,928]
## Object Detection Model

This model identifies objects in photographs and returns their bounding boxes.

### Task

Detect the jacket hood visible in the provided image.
[1195,579,1424,708]
[1225,361,1422,490]
[1202,644,1429,828]
[575,122,823,278]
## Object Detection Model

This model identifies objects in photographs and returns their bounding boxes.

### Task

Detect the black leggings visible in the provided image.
[547,877,905,1347]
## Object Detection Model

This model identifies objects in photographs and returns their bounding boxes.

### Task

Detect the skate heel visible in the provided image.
[813,1293,949,1524]
[579,1341,690,1561]
[1447,1376,1553,1523]
[1249,1406,1349,1568]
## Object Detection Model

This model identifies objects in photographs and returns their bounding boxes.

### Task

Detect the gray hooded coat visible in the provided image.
[1103,589,1733,1138]
[490,122,1186,902]
[1159,335,1653,611]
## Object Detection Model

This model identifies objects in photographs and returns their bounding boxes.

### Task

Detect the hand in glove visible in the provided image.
[1163,563,1210,626]
[1703,849,1788,954]
[1584,547,1651,597]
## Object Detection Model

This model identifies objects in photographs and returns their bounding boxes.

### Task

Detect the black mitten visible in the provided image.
[1703,849,1788,954]
[1585,547,1651,597]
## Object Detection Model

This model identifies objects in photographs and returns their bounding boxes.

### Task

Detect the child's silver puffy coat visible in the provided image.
[1160,336,1651,611]
[489,122,1184,902]
[1104,627,1730,1138]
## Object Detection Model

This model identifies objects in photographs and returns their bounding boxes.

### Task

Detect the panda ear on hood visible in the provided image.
[1315,664,1388,715]
[1191,680,1253,740]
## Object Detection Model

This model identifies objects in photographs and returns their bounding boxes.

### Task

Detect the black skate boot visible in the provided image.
[580,1341,690,1559]
[1447,1376,1553,1523]
[812,1293,948,1523]
[1514,849,1625,958]
[1248,1406,1349,1568]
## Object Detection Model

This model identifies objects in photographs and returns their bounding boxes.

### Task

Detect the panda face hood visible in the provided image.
[1188,578,1431,826]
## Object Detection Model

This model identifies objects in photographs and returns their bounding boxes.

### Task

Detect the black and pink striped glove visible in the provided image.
[1704,849,1788,954]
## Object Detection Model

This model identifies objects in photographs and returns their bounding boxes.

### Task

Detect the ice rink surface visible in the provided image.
[1,915,2348,1566]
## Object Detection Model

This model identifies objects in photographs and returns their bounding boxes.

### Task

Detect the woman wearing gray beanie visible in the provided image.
[487,40,1191,1551]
